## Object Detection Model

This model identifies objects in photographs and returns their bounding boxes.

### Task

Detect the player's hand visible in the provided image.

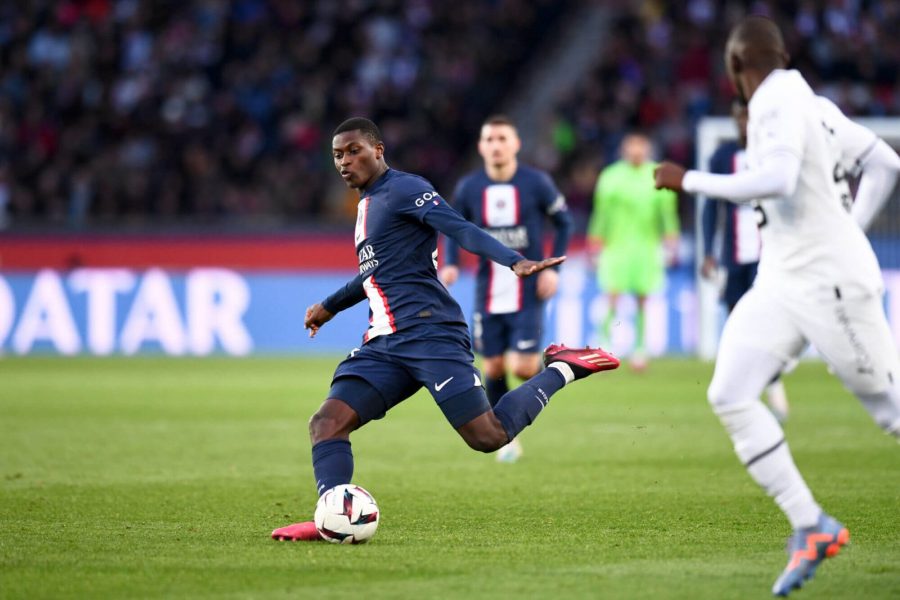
[438,265,459,287]
[305,303,335,338]
[536,268,559,300]
[654,161,686,192]
[700,255,717,280]
[512,256,566,277]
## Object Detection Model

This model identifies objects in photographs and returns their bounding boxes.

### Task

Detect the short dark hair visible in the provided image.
[333,117,382,144]
[482,114,517,130]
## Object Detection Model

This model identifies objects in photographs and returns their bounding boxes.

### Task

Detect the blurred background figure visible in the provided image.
[700,99,789,422]
[439,115,571,464]
[587,133,679,370]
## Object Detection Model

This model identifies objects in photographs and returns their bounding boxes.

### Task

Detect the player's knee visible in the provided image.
[462,428,508,453]
[706,378,735,414]
[482,358,505,380]
[308,410,349,443]
[512,364,540,380]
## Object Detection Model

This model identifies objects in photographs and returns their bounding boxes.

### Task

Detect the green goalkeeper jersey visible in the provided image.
[588,160,679,295]
[588,160,679,249]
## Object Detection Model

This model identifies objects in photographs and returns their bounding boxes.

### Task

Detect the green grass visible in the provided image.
[1,357,898,599]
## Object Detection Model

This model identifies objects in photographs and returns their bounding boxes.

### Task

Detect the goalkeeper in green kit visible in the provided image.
[588,133,679,370]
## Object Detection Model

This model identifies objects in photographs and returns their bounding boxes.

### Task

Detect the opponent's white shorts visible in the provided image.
[719,283,900,395]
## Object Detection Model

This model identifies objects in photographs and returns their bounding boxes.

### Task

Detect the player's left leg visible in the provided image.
[712,287,847,595]
[454,344,619,452]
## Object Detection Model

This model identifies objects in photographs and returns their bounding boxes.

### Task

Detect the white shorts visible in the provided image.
[719,283,900,395]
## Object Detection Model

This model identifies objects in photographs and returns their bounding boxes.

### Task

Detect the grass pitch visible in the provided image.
[1,357,898,599]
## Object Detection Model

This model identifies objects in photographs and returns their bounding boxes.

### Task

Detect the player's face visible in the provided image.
[621,135,650,165]
[724,39,748,104]
[333,131,384,189]
[478,124,520,168]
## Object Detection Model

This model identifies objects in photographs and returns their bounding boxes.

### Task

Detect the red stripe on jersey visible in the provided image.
[362,275,396,344]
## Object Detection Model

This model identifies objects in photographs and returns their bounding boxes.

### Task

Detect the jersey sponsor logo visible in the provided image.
[434,376,454,391]
[487,225,529,249]
[414,191,439,207]
[358,244,378,274]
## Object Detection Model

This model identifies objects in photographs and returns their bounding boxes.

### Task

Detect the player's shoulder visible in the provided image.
[750,69,812,113]
[516,163,557,187]
[386,169,440,198]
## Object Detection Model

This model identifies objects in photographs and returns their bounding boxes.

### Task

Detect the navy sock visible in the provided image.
[311,439,354,497]
[484,374,509,408]
[493,369,566,440]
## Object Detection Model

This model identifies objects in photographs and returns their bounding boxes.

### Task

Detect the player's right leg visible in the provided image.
[801,289,900,439]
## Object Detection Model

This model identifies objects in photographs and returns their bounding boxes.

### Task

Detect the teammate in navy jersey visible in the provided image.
[272,117,619,542]
[439,115,571,463]
[700,99,789,422]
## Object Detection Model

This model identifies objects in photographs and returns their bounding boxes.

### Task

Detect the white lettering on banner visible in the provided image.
[120,269,186,355]
[0,276,14,349]
[69,269,136,355]
[187,269,252,355]
[13,269,80,354]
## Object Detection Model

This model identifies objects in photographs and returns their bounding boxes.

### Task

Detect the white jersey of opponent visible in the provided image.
[747,69,882,296]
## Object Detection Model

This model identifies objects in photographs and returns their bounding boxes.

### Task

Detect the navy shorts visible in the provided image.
[472,306,543,357]
[724,262,759,311]
[328,323,490,429]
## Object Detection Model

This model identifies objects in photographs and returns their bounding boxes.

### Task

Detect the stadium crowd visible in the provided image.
[1,0,898,229]
[0,0,568,228]
[535,0,900,218]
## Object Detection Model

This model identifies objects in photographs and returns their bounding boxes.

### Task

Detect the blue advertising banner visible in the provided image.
[3,261,898,357]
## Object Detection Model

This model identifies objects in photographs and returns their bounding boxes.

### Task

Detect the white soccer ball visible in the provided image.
[314,484,380,544]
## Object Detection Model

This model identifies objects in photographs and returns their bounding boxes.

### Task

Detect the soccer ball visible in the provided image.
[314,484,380,544]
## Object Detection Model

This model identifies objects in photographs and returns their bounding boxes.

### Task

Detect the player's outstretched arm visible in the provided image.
[512,256,566,278]
[657,153,801,202]
[423,202,525,271]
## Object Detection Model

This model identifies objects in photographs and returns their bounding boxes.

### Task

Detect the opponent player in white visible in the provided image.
[654,15,900,597]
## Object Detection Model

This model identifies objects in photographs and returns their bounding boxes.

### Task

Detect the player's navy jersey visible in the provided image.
[702,142,761,269]
[322,168,523,344]
[446,165,570,314]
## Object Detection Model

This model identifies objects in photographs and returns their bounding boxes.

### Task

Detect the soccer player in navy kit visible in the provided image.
[439,115,571,463]
[701,99,789,422]
[272,118,619,541]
